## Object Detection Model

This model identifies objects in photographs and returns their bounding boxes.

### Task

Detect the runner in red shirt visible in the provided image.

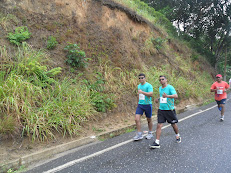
[210,74,230,121]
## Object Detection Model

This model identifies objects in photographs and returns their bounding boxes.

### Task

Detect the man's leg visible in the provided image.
[147,117,153,132]
[150,123,162,148]
[220,104,225,115]
[218,104,222,111]
[133,114,143,140]
[171,123,179,135]
[220,104,225,121]
[172,123,181,143]
[135,114,142,132]
[156,123,163,140]
[145,117,153,139]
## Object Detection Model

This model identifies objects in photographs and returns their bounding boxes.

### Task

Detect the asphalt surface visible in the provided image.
[25,98,231,173]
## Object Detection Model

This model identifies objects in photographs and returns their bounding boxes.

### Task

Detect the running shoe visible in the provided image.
[150,142,160,149]
[176,136,181,143]
[133,134,143,141]
[146,133,153,140]
[220,115,224,121]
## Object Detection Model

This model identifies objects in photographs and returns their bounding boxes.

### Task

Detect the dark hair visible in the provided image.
[139,73,145,77]
[159,75,166,79]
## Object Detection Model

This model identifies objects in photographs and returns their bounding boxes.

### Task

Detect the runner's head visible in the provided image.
[216,74,222,82]
[138,73,146,84]
[159,75,167,85]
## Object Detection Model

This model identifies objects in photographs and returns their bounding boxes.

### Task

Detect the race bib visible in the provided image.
[139,94,145,100]
[217,90,223,94]
[160,97,167,103]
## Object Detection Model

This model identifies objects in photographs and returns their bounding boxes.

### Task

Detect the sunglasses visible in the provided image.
[139,77,144,79]
[159,78,165,81]
[216,77,221,78]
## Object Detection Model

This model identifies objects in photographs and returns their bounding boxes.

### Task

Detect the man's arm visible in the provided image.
[162,93,178,99]
[138,90,153,97]
[210,88,216,92]
[210,83,216,92]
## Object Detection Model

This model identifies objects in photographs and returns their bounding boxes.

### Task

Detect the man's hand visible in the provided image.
[155,98,159,103]
[162,92,168,98]
[138,89,143,94]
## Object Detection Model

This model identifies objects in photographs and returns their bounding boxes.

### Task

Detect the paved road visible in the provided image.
[26,98,231,173]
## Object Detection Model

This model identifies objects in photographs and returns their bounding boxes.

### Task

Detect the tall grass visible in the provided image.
[0,44,96,141]
[0,13,19,31]
[95,57,213,105]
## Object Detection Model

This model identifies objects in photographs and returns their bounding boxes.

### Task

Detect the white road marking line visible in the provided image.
[44,103,219,173]
[43,139,133,173]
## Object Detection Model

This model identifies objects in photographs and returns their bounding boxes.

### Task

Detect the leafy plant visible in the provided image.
[151,37,165,50]
[83,73,116,112]
[125,127,136,133]
[6,165,25,173]
[191,53,199,62]
[91,92,116,112]
[47,36,58,50]
[7,26,31,46]
[64,43,89,68]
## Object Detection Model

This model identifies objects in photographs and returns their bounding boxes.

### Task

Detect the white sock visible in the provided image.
[176,133,180,137]
[155,139,160,144]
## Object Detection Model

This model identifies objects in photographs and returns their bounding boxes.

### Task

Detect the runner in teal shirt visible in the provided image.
[150,75,181,149]
[159,84,176,110]
[133,73,154,141]
[138,82,153,105]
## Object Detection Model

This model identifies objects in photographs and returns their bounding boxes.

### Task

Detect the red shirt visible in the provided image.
[211,81,229,101]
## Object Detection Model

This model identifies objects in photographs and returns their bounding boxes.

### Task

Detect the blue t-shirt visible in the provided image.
[138,82,153,105]
[159,84,177,110]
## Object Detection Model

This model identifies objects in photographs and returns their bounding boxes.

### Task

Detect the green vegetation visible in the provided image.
[92,127,105,133]
[140,0,231,77]
[125,127,136,133]
[0,43,97,141]
[6,165,25,173]
[0,13,19,31]
[47,36,58,50]
[83,73,116,113]
[7,26,31,46]
[64,43,89,68]
[151,37,165,51]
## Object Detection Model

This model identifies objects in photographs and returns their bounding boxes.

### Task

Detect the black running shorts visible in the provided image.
[157,109,178,124]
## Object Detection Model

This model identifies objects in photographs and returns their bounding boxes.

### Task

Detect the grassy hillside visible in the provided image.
[0,0,215,141]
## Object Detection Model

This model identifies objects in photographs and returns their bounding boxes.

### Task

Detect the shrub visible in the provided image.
[90,92,116,113]
[151,37,165,50]
[64,43,89,68]
[7,26,31,46]
[14,43,62,87]
[83,73,116,112]
[47,36,58,50]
